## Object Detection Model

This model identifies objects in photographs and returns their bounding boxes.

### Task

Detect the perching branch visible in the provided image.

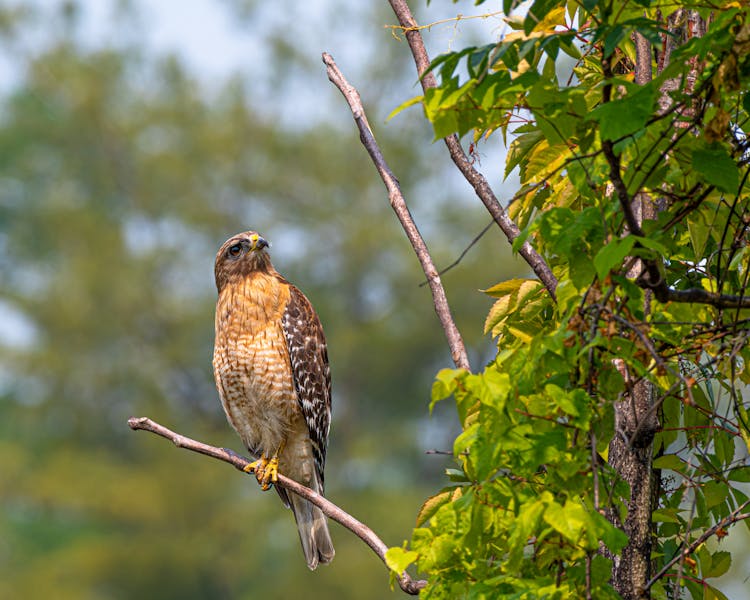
[127,416,426,596]
[322,51,471,371]
[387,0,558,301]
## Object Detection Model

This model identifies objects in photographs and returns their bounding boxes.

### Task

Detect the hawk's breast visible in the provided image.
[213,272,297,453]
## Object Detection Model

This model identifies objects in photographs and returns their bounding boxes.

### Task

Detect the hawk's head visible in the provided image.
[214,231,272,291]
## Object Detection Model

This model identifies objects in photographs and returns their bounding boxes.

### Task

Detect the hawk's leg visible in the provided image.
[244,455,270,487]
[244,442,285,491]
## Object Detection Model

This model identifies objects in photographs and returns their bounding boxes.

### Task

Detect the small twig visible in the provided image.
[322,52,471,371]
[388,0,558,302]
[384,11,504,37]
[590,431,600,512]
[127,416,427,596]
[644,498,750,591]
[418,219,494,287]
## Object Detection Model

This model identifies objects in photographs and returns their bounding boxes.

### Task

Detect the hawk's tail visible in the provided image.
[289,482,335,570]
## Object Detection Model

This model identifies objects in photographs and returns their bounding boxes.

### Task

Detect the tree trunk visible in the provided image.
[607,13,706,598]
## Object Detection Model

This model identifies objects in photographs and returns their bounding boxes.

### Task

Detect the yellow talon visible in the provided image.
[242,458,263,473]
[262,456,279,491]
[244,455,279,491]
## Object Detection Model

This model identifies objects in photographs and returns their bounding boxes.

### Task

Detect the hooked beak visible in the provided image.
[251,235,269,251]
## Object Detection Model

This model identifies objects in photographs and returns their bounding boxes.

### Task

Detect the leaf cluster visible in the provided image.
[390,1,750,597]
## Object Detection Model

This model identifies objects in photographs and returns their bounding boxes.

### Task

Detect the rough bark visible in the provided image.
[607,12,707,598]
[609,357,658,600]
[609,193,659,599]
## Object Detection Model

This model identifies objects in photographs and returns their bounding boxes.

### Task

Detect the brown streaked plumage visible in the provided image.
[213,231,334,570]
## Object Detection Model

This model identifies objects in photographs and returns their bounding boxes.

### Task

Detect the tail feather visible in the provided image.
[288,477,334,570]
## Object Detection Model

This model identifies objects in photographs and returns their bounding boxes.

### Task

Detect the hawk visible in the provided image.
[213,231,334,570]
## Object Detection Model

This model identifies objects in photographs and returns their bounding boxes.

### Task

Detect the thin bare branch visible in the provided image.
[387,0,558,301]
[127,416,427,596]
[644,499,750,591]
[322,51,471,371]
[419,219,494,288]
[659,286,750,309]
[384,10,503,35]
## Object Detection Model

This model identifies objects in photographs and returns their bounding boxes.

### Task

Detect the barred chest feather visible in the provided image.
[213,272,297,455]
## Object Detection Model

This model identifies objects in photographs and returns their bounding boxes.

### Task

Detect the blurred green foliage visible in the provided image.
[0,1,526,598]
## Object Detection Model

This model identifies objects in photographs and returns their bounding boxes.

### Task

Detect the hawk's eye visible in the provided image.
[228,243,243,257]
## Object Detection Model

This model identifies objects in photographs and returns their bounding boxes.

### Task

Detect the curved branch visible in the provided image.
[127,416,427,596]
[387,0,558,301]
[322,51,471,371]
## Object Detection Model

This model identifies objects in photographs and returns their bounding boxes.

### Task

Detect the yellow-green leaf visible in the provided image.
[386,95,423,121]
[482,278,543,335]
[416,487,461,527]
[384,546,419,574]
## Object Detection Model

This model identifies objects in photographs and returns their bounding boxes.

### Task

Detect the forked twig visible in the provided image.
[387,0,558,301]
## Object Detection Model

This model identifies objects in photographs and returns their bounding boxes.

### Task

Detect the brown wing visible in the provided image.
[280,283,332,490]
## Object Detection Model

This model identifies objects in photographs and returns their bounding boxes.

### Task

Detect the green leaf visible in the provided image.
[631,235,669,255]
[589,509,629,553]
[604,25,625,58]
[714,428,735,466]
[505,130,544,180]
[431,368,466,405]
[691,142,740,193]
[445,467,471,483]
[386,95,423,121]
[524,0,560,34]
[483,278,543,336]
[702,582,730,600]
[652,508,681,523]
[728,466,750,482]
[687,216,712,259]
[653,454,685,472]
[588,83,656,140]
[704,551,731,578]
[384,546,419,574]
[507,494,548,570]
[546,385,592,428]
[544,500,586,546]
[702,481,727,509]
[463,368,510,409]
[593,236,636,280]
